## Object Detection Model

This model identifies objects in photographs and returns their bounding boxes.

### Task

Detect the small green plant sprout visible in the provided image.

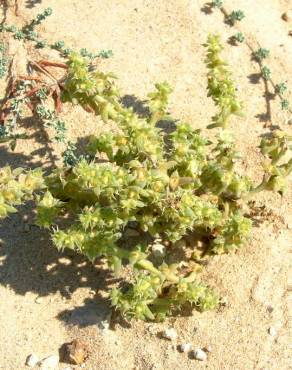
[0,75,57,149]
[233,32,245,43]
[261,66,271,81]
[24,7,53,31]
[254,48,270,61]
[0,80,33,148]
[258,130,292,195]
[211,0,223,8]
[0,166,44,219]
[204,34,243,129]
[1,7,53,47]
[227,10,245,25]
[0,42,8,78]
[275,82,287,96]
[79,48,114,60]
[97,49,114,59]
[281,99,290,111]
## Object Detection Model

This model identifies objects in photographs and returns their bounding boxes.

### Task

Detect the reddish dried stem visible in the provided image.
[18,75,43,82]
[38,60,68,69]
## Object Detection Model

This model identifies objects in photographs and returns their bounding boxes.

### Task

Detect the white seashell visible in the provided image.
[192,348,207,361]
[179,343,192,352]
[39,355,59,370]
[25,354,39,367]
[162,328,177,341]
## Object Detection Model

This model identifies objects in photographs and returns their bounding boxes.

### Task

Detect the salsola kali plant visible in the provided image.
[0,35,291,321]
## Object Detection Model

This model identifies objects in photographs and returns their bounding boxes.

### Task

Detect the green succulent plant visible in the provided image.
[211,0,223,8]
[233,32,245,43]
[254,48,270,61]
[0,42,8,78]
[204,34,243,129]
[0,34,291,322]
[227,10,245,25]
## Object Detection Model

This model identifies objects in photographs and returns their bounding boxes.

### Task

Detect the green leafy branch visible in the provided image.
[0,42,8,78]
[209,1,292,116]
[0,8,113,60]
[204,34,243,129]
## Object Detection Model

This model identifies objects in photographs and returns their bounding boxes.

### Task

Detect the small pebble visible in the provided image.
[147,324,157,335]
[98,312,112,331]
[203,345,212,353]
[26,353,39,367]
[197,240,205,249]
[22,214,29,223]
[35,297,43,304]
[162,328,177,341]
[192,348,207,361]
[268,326,277,336]
[99,319,110,331]
[220,297,229,307]
[152,243,165,258]
[282,10,292,22]
[179,343,192,352]
[65,339,88,365]
[267,305,274,313]
[39,355,59,370]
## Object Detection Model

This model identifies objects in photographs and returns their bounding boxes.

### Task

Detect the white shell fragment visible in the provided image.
[282,10,292,22]
[162,328,177,341]
[152,243,166,258]
[192,348,207,361]
[204,345,212,353]
[179,343,192,352]
[26,353,39,367]
[268,326,277,336]
[39,355,59,370]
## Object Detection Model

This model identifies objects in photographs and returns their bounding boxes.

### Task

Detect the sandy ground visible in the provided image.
[0,1,292,369]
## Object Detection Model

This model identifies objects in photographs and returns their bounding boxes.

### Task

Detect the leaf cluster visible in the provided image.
[227,10,245,25]
[0,166,44,218]
[204,34,243,128]
[0,42,8,78]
